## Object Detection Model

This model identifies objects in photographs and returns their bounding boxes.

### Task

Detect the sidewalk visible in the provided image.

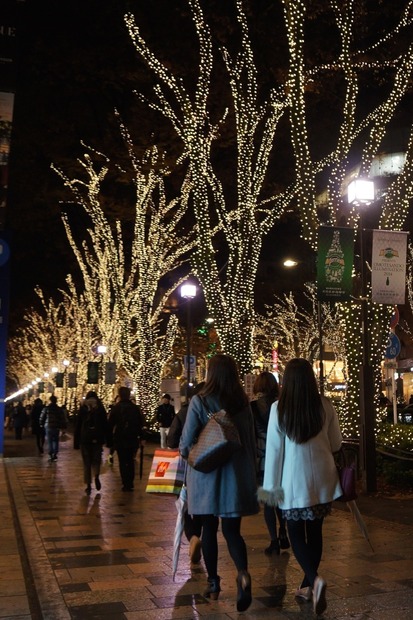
[1,428,413,619]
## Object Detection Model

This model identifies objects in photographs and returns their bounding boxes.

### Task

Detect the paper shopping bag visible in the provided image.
[146,449,185,494]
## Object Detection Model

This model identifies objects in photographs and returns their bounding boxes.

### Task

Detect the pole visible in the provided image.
[359,218,377,492]
[317,301,324,395]
[186,298,192,401]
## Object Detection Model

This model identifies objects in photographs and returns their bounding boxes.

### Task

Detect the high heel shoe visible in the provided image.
[204,576,221,600]
[236,570,252,612]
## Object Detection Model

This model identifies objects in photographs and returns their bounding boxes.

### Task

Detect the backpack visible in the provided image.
[82,410,99,443]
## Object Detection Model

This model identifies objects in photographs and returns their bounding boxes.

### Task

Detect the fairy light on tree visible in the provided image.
[53,132,196,420]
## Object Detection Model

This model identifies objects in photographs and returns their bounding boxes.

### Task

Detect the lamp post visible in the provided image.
[348,177,377,493]
[180,282,197,401]
[97,345,107,397]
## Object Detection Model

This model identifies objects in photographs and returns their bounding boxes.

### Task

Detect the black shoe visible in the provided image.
[236,570,252,612]
[264,539,280,556]
[278,530,290,550]
[122,486,134,492]
[204,576,221,600]
[95,476,101,491]
[85,485,92,495]
[52,454,58,461]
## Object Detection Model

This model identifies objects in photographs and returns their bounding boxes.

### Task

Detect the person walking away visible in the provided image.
[74,391,108,494]
[179,354,258,612]
[258,358,343,616]
[251,371,290,555]
[107,386,146,491]
[12,401,26,440]
[167,382,205,566]
[106,394,120,465]
[31,398,45,454]
[40,395,67,461]
[156,394,175,448]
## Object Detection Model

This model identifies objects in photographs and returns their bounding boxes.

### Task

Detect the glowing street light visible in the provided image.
[181,282,197,400]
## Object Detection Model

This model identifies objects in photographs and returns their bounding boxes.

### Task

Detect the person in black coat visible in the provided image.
[107,386,146,491]
[31,397,45,454]
[74,391,108,494]
[251,372,290,555]
[156,393,175,448]
[12,401,27,440]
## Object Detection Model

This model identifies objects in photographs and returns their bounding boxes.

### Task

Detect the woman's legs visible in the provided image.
[221,517,248,572]
[200,515,219,577]
[263,505,277,540]
[286,517,324,588]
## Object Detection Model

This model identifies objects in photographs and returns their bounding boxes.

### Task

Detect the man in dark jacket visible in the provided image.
[31,398,45,453]
[74,391,108,494]
[156,393,175,448]
[107,386,146,491]
[39,395,67,461]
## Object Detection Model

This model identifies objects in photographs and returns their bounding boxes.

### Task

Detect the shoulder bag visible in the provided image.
[335,447,357,502]
[188,398,242,473]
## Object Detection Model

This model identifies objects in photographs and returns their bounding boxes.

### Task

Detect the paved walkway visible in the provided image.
[1,428,413,619]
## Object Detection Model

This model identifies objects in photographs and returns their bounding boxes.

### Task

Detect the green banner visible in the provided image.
[317,226,354,302]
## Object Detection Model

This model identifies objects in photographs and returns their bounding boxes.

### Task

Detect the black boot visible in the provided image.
[236,570,252,612]
[204,576,221,600]
[278,529,290,550]
[264,539,280,556]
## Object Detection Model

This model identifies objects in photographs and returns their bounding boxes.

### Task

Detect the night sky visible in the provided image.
[4,1,410,333]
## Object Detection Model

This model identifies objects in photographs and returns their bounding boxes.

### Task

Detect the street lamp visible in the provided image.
[180,282,197,400]
[348,177,377,493]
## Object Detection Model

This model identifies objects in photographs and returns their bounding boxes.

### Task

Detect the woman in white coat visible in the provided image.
[258,358,342,616]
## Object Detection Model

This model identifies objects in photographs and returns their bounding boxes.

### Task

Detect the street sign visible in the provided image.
[183,355,196,374]
[384,332,401,359]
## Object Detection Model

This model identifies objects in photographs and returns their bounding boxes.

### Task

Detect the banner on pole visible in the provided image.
[371,230,408,305]
[317,226,354,301]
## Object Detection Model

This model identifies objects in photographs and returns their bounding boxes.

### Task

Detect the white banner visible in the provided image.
[371,230,408,304]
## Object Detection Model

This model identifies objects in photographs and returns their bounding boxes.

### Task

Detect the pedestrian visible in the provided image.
[251,371,290,555]
[107,386,146,491]
[106,394,120,465]
[258,358,343,616]
[156,393,175,448]
[31,397,45,454]
[74,391,108,495]
[167,382,205,567]
[12,401,27,439]
[179,354,258,612]
[39,395,67,461]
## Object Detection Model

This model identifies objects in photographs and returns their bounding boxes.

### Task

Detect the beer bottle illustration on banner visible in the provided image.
[325,230,345,284]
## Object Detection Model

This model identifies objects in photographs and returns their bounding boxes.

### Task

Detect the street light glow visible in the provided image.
[180,282,197,299]
[283,259,298,268]
[348,178,375,205]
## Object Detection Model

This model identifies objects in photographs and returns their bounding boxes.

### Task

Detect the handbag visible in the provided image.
[146,449,186,494]
[336,447,357,502]
[188,400,242,473]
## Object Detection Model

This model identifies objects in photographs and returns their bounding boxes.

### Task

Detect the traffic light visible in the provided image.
[105,362,116,384]
[55,373,64,388]
[87,362,99,384]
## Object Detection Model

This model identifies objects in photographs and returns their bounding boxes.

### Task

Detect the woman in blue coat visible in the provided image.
[179,354,258,612]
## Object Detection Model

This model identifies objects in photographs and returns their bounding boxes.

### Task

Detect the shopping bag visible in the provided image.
[146,449,185,494]
[336,447,357,502]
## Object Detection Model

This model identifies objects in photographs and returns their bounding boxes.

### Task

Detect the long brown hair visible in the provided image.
[277,358,323,444]
[200,354,249,415]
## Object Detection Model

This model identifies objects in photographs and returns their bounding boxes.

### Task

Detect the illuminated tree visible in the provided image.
[126,0,413,429]
[255,285,346,378]
[126,0,285,375]
[53,127,196,418]
[7,277,95,405]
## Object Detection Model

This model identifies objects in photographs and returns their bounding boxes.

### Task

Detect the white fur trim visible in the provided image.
[257,486,284,506]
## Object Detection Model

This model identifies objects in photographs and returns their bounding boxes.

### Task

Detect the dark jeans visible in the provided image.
[35,429,45,452]
[199,514,248,578]
[81,443,102,485]
[116,445,136,489]
[46,428,60,456]
[15,426,23,440]
[286,517,324,588]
